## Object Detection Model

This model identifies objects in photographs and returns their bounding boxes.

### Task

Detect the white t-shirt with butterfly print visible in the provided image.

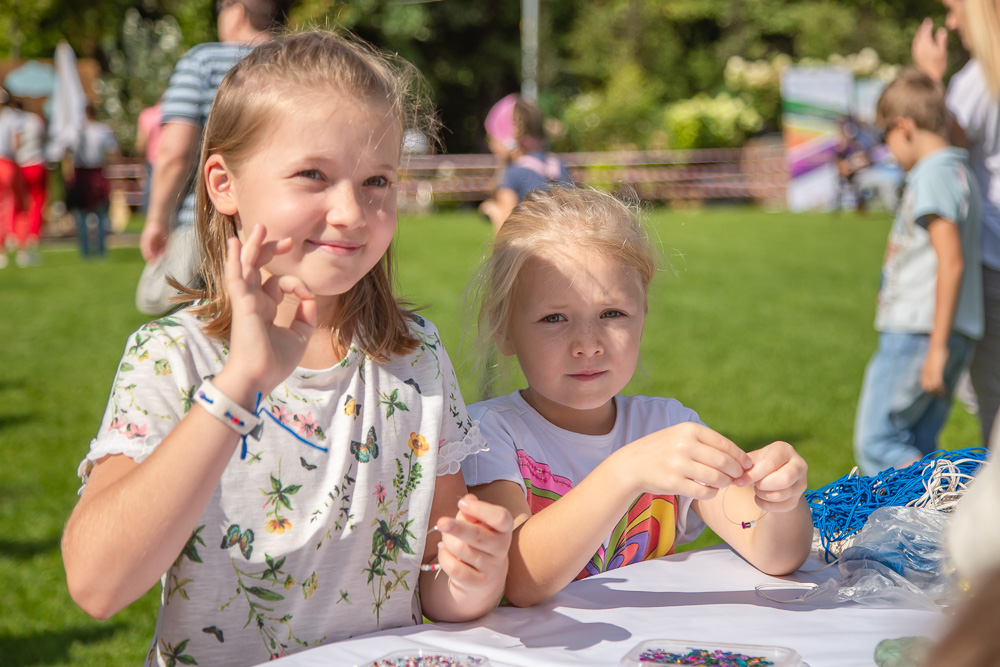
[78,308,485,666]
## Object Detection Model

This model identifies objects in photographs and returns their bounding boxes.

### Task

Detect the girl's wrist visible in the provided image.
[603,447,643,499]
[210,368,264,411]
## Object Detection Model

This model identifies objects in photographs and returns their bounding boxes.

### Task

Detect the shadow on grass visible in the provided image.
[0,536,61,560]
[0,412,34,429]
[0,624,121,666]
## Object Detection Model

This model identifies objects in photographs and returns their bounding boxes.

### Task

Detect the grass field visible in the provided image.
[0,206,980,665]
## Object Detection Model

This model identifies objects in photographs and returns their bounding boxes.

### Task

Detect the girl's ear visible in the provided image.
[494,331,514,357]
[204,154,239,216]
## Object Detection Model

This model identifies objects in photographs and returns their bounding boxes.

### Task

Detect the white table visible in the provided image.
[267,546,943,666]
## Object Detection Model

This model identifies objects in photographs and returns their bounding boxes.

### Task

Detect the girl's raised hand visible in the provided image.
[621,422,752,499]
[222,225,317,397]
[735,441,808,513]
[433,494,512,599]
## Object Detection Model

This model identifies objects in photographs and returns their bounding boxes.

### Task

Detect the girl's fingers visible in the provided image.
[740,442,803,485]
[224,236,244,287]
[681,459,735,491]
[275,274,314,301]
[454,495,514,535]
[239,225,266,276]
[438,534,490,573]
[435,542,490,587]
[254,236,294,268]
[689,425,753,472]
[261,272,286,306]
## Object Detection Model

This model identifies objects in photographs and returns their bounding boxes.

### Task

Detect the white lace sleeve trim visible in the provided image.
[76,433,163,494]
[436,422,488,476]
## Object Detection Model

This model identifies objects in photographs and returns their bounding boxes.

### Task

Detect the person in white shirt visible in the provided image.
[462,187,813,607]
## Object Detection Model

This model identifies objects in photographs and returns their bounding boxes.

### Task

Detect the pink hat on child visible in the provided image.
[484,94,518,144]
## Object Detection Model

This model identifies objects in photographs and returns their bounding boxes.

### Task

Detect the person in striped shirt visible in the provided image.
[137,0,294,314]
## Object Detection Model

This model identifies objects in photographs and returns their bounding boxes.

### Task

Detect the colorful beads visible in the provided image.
[637,648,775,665]
[370,653,488,667]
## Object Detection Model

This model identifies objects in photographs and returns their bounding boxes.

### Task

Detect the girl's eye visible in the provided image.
[601,310,626,319]
[364,175,391,187]
[542,314,566,323]
[297,169,322,180]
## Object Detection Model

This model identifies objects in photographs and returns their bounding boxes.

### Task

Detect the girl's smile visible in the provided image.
[308,239,364,255]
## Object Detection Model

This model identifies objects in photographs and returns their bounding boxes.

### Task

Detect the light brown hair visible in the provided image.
[875,66,947,136]
[471,187,657,354]
[184,30,436,360]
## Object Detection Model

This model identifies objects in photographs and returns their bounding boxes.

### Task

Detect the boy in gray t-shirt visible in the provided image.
[854,67,983,475]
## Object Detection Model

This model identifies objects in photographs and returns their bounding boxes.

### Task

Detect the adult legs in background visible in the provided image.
[94,204,109,257]
[74,209,90,258]
[15,163,47,266]
[970,266,1000,448]
[854,332,975,475]
[0,157,18,267]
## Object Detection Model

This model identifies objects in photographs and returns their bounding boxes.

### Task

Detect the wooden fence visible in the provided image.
[105,138,788,212]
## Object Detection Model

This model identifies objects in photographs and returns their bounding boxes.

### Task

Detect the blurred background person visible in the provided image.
[135,0,293,315]
[12,99,48,267]
[479,93,572,233]
[913,0,1000,447]
[0,87,25,269]
[65,103,118,259]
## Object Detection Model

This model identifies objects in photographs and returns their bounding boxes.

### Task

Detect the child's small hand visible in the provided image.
[433,494,512,597]
[736,441,808,513]
[625,422,753,499]
[223,225,317,395]
[921,346,948,396]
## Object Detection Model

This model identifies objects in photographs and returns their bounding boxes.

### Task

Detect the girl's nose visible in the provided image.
[326,181,363,227]
[571,324,603,357]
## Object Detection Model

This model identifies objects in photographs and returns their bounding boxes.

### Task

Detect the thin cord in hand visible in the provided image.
[721,485,767,529]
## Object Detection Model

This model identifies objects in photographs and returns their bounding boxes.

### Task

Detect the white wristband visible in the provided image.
[194,378,262,438]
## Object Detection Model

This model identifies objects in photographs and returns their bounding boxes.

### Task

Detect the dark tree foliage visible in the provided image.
[0,0,964,152]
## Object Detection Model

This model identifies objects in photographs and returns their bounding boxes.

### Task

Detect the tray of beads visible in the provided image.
[367,649,492,667]
[618,639,802,666]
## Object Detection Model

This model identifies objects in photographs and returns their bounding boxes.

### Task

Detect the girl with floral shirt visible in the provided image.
[62,31,511,666]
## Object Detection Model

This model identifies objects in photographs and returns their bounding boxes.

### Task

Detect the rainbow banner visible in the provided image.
[780,67,853,211]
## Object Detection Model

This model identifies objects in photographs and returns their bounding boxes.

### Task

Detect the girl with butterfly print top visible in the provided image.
[61,32,511,666]
[461,187,813,608]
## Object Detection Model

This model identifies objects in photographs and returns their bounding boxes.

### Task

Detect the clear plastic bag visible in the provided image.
[757,506,956,611]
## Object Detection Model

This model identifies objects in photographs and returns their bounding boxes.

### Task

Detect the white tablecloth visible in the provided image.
[266,546,943,666]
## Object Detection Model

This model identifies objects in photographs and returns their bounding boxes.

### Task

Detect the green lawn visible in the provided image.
[0,206,980,665]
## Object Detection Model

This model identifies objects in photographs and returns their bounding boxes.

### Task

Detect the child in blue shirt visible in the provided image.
[854,67,983,475]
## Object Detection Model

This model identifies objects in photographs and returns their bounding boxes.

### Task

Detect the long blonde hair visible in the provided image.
[184,30,436,360]
[966,0,1000,97]
[471,187,657,355]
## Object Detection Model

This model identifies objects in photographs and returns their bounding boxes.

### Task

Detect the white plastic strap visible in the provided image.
[194,378,262,437]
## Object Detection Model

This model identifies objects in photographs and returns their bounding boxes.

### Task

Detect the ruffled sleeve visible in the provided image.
[459,404,524,491]
[77,314,211,491]
[407,317,488,477]
[437,422,489,476]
